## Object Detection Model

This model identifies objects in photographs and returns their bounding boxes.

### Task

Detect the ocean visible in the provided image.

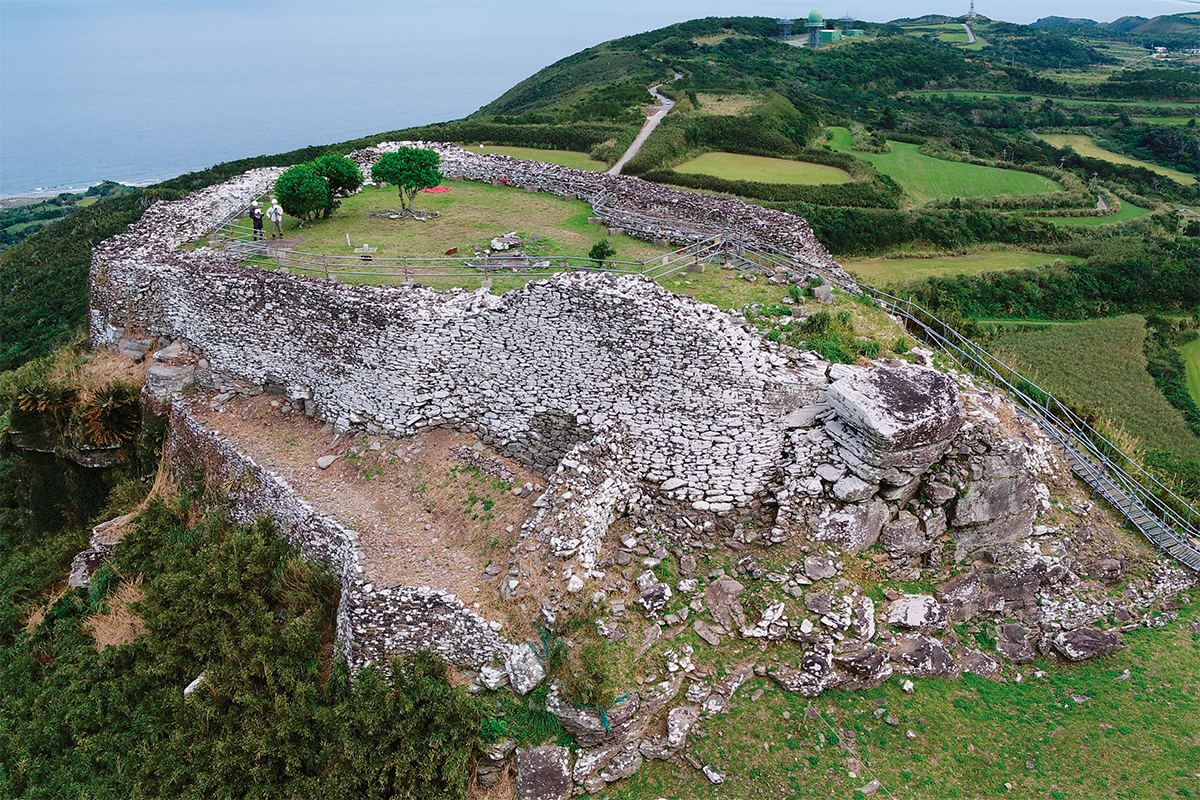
[1,0,1187,197]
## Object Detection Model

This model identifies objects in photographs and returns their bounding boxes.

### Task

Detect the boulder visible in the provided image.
[832,474,876,503]
[889,634,960,678]
[935,572,982,622]
[884,595,947,630]
[959,648,1000,678]
[996,624,1035,663]
[847,595,876,642]
[479,664,510,690]
[705,578,746,631]
[505,643,546,695]
[1053,628,1122,661]
[803,556,837,581]
[811,499,889,554]
[666,705,701,748]
[145,363,195,398]
[825,364,963,475]
[833,644,893,689]
[881,511,927,557]
[516,746,572,800]
[639,583,672,615]
[597,745,643,783]
[769,645,837,697]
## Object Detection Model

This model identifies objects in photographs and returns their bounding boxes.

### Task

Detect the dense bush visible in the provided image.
[274,163,328,222]
[894,238,1200,319]
[311,154,365,218]
[0,492,487,799]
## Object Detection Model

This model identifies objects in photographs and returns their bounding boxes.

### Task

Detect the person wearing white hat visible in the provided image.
[249,200,265,241]
[267,198,284,239]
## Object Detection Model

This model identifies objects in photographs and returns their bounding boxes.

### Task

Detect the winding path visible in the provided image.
[608,84,676,176]
[962,23,976,43]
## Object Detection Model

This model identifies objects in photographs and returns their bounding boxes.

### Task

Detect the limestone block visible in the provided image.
[885,595,947,630]
[145,363,195,398]
[516,746,572,800]
[505,643,546,695]
[889,634,960,678]
[1052,628,1121,661]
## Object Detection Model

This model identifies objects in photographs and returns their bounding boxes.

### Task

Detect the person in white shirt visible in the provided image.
[267,198,284,239]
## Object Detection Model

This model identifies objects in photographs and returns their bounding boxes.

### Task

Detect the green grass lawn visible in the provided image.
[460,144,608,172]
[605,598,1200,800]
[673,152,853,185]
[1182,337,1200,412]
[987,315,1200,460]
[1034,133,1196,186]
[1039,199,1156,227]
[827,128,1063,205]
[1133,116,1198,125]
[842,250,1084,286]
[914,92,1200,111]
[247,182,664,267]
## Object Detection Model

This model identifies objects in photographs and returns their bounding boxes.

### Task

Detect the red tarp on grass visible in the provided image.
[422,187,452,193]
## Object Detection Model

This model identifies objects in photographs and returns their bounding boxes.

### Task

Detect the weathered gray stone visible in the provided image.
[705,578,745,631]
[639,582,672,615]
[996,624,1035,663]
[935,572,982,622]
[811,499,889,554]
[666,705,701,747]
[832,474,876,503]
[505,643,546,695]
[145,363,195,398]
[516,746,572,800]
[316,454,339,470]
[881,511,927,557]
[1053,628,1121,661]
[884,594,946,630]
[803,556,837,581]
[889,634,960,678]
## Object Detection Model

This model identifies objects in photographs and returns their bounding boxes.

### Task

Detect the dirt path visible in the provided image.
[608,85,676,176]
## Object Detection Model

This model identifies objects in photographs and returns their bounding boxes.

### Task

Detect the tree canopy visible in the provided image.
[273,163,327,223]
[372,148,443,214]
[311,154,364,218]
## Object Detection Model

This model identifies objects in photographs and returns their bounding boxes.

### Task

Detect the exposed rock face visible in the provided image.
[516,746,572,800]
[884,595,947,630]
[1053,628,1122,661]
[824,364,964,485]
[505,643,546,695]
[997,624,1036,663]
[889,634,960,678]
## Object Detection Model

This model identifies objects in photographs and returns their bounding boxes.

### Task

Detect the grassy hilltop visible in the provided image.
[2,11,1200,800]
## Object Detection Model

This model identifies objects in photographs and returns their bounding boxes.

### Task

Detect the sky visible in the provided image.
[1,0,1195,195]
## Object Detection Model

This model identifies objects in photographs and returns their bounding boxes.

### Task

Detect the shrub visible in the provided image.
[274,163,327,222]
[311,154,364,218]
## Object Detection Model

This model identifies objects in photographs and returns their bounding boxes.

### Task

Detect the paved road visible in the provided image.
[608,85,675,176]
[962,23,976,43]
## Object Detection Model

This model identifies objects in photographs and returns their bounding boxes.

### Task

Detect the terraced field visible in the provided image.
[827,128,1062,204]
[842,250,1084,286]
[1034,133,1196,185]
[673,152,853,184]
[460,144,608,172]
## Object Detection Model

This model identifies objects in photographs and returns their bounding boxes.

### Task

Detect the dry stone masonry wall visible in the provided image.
[81,146,1198,796]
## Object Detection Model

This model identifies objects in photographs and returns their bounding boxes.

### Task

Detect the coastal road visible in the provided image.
[608,85,676,175]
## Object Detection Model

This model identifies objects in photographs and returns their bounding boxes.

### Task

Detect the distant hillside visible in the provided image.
[1030,16,1097,28]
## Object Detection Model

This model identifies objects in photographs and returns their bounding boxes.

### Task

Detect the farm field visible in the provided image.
[673,152,853,184]
[913,91,1200,111]
[459,144,608,172]
[827,128,1062,204]
[986,315,1200,460]
[842,250,1083,286]
[1183,337,1200,411]
[604,599,1200,800]
[1034,133,1196,185]
[1039,200,1156,227]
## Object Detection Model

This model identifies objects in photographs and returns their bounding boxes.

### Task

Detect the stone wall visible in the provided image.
[166,399,510,672]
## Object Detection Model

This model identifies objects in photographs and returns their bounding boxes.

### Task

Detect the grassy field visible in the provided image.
[1183,337,1200,412]
[1034,133,1196,186]
[604,598,1200,800]
[674,152,853,185]
[987,315,1200,460]
[842,250,1084,286]
[460,144,608,171]
[256,182,664,261]
[914,92,1200,111]
[1039,200,1156,227]
[828,128,1063,205]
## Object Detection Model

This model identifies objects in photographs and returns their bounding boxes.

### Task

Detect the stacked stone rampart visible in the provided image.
[166,399,510,672]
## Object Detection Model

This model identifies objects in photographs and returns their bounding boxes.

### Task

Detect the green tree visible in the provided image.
[274,163,327,224]
[311,154,364,219]
[372,148,443,215]
[589,240,616,265]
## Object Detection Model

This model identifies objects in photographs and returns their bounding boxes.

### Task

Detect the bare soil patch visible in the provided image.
[189,394,550,624]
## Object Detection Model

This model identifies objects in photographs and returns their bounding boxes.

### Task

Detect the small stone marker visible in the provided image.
[316,454,339,470]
